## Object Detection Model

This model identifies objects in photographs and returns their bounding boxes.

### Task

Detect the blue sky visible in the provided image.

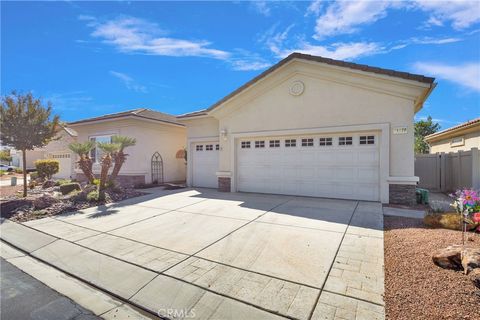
[1,1,479,129]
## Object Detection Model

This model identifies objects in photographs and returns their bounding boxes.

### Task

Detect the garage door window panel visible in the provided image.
[285,139,296,147]
[269,140,280,148]
[319,137,333,146]
[255,141,265,148]
[241,141,251,149]
[206,144,213,151]
[301,138,314,147]
[339,137,353,146]
[196,145,203,151]
[359,135,375,145]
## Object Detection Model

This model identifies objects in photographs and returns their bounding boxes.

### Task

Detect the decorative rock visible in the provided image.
[462,248,480,275]
[59,182,81,195]
[432,245,463,270]
[33,194,59,210]
[42,180,56,189]
[433,245,480,275]
[0,199,34,215]
[424,213,478,231]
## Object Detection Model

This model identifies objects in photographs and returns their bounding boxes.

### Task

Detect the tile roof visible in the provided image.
[68,108,183,126]
[425,117,480,141]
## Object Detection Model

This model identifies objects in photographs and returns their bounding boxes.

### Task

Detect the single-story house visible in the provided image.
[178,53,436,205]
[425,118,480,153]
[67,108,186,186]
[11,126,78,178]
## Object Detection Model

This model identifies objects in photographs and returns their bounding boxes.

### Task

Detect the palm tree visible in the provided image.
[109,135,136,183]
[68,141,96,184]
[97,142,120,199]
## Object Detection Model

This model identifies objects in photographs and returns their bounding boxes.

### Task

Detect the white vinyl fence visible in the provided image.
[415,147,480,192]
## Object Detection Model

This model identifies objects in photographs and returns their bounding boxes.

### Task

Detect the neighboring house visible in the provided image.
[425,118,480,153]
[178,53,436,205]
[10,126,78,178]
[67,108,186,186]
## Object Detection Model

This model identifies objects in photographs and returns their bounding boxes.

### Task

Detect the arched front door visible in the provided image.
[151,152,164,184]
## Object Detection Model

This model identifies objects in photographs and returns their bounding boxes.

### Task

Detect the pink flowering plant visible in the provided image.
[450,189,480,232]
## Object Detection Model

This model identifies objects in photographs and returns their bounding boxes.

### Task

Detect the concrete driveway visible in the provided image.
[1,188,385,320]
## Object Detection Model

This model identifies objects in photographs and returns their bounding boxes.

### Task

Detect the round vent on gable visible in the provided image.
[289,80,305,96]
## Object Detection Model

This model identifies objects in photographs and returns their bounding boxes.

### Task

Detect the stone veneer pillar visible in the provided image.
[389,184,416,206]
[218,177,231,192]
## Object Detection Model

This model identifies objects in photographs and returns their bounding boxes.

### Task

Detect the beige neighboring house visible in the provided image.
[67,108,186,186]
[178,53,436,205]
[11,126,78,179]
[425,118,480,153]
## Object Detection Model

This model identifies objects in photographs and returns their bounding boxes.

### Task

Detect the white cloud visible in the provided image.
[308,1,479,38]
[313,1,391,39]
[305,0,323,16]
[46,91,94,111]
[413,0,480,30]
[84,16,230,60]
[277,41,384,60]
[109,71,147,93]
[395,36,463,47]
[413,62,480,91]
[251,1,271,16]
[230,58,271,71]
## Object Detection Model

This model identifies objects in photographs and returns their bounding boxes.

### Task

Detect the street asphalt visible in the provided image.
[0,258,100,320]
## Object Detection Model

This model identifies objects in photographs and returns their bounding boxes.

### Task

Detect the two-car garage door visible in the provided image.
[236,133,380,201]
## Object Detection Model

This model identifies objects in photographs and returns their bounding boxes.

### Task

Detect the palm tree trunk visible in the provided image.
[22,149,27,197]
[99,155,112,200]
[109,152,125,182]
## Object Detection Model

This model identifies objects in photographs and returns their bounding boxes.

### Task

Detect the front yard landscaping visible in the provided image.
[384,189,480,320]
[0,178,146,222]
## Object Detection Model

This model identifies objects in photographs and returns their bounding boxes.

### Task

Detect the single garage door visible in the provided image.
[237,133,380,201]
[192,142,219,188]
[49,152,73,179]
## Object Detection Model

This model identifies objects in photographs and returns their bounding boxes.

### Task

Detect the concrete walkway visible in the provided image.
[0,188,385,320]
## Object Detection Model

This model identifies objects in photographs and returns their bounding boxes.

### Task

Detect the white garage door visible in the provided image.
[49,152,72,179]
[237,133,380,201]
[192,142,219,188]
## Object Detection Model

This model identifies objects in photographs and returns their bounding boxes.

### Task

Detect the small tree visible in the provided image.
[97,142,120,200]
[35,159,59,180]
[0,92,59,196]
[68,141,96,184]
[0,150,12,164]
[110,135,136,183]
[415,116,441,154]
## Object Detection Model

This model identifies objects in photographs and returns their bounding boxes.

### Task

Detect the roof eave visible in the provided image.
[425,120,480,142]
[68,114,184,127]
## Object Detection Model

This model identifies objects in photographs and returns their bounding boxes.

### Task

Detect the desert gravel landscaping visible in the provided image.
[384,216,480,320]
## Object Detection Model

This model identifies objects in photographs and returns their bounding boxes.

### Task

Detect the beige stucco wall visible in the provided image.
[182,116,219,139]
[71,118,186,183]
[183,59,432,202]
[429,130,480,153]
[43,130,76,154]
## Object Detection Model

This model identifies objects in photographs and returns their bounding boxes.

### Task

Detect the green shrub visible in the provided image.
[92,178,100,186]
[30,171,38,180]
[59,182,81,195]
[55,179,72,186]
[35,159,59,179]
[0,170,5,176]
[86,190,99,202]
[14,168,23,174]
